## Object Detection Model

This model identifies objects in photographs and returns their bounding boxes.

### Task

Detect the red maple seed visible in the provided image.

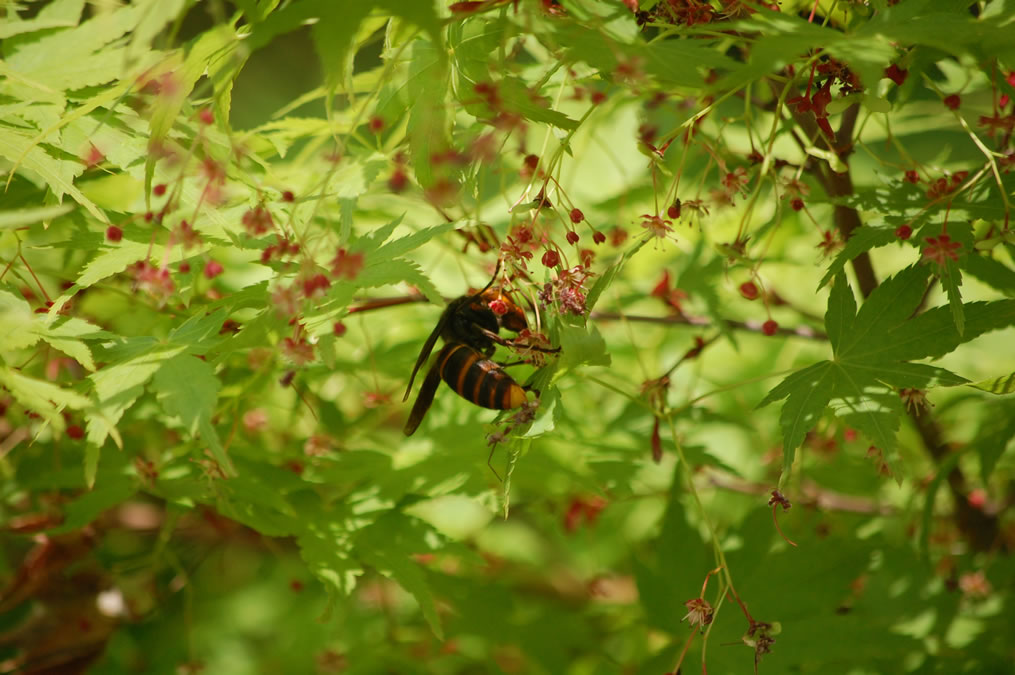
[566,231,580,245]
[739,281,759,300]
[895,225,913,240]
[884,64,908,86]
[541,249,561,267]
[762,319,779,336]
[204,260,224,279]
[106,226,123,242]
[943,94,961,110]
[570,208,584,224]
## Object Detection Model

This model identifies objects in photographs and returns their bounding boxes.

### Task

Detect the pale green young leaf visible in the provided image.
[146,25,237,194]
[557,323,610,372]
[311,3,371,91]
[407,39,448,188]
[4,2,145,89]
[0,127,104,221]
[75,241,160,288]
[377,0,442,46]
[87,344,189,447]
[0,289,40,351]
[151,354,221,438]
[370,221,456,264]
[356,258,443,306]
[967,371,1015,395]
[152,353,235,476]
[0,204,73,230]
[129,0,187,56]
[0,367,90,431]
[38,337,96,372]
[0,0,83,39]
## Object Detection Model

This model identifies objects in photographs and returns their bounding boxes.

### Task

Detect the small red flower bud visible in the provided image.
[739,281,759,300]
[590,91,607,105]
[179,261,191,273]
[66,424,85,440]
[487,298,508,316]
[198,107,214,125]
[569,208,584,224]
[524,154,539,170]
[762,319,779,336]
[942,94,961,110]
[566,231,580,245]
[153,183,167,196]
[667,205,679,219]
[389,168,407,193]
[282,190,295,202]
[204,260,224,279]
[790,198,804,211]
[105,225,123,242]
[541,249,560,267]
[368,116,384,133]
[904,170,919,184]
[592,231,606,245]
[884,64,908,86]
[895,225,913,240]
[333,321,347,337]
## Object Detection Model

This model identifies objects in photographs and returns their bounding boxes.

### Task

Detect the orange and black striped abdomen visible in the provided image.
[437,344,526,410]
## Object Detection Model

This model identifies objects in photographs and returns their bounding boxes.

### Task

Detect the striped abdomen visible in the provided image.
[437,343,526,410]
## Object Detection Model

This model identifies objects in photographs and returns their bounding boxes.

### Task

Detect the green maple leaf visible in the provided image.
[760,265,1015,478]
